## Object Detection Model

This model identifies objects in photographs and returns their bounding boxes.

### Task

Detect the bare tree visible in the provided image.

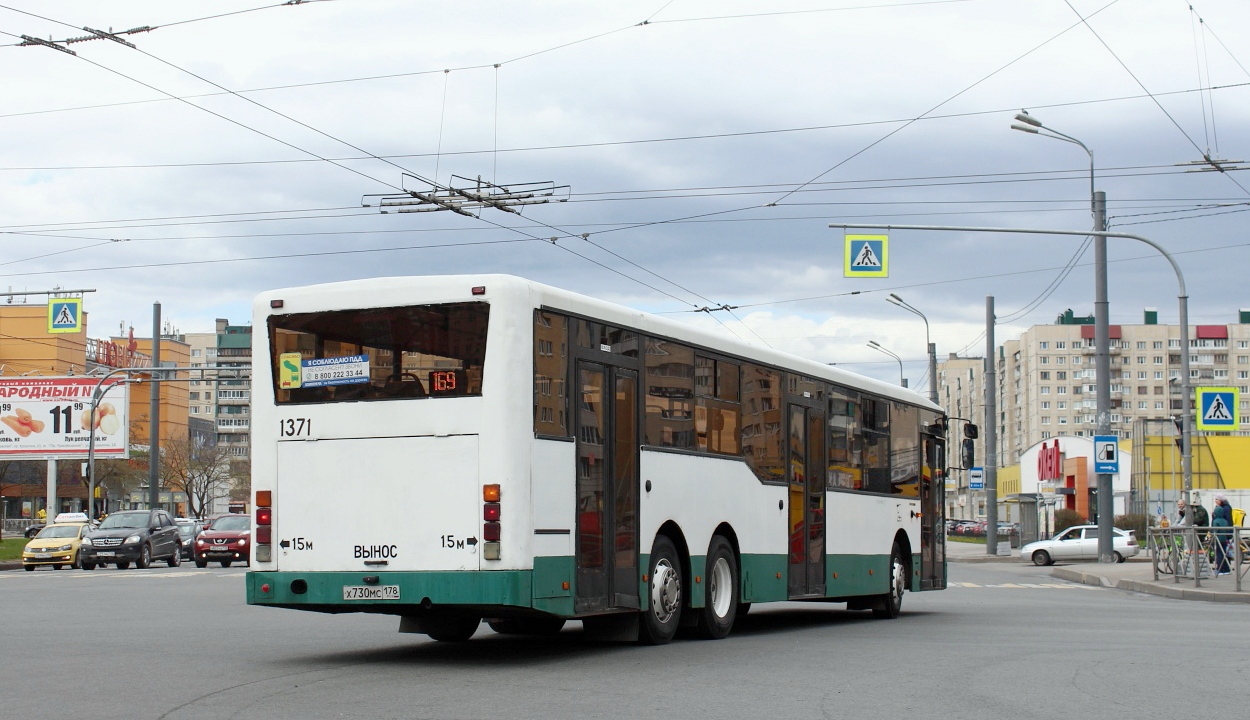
[162,436,234,519]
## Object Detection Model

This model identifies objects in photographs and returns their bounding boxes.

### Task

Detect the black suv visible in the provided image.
[80,509,182,570]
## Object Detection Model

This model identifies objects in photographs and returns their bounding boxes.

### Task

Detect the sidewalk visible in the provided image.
[946,538,1250,603]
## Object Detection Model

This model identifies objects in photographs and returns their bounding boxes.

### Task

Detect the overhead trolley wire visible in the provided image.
[2,7,718,311]
[768,0,1125,206]
[1064,0,1250,197]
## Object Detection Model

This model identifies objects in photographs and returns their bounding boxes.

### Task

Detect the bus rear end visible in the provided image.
[247,277,537,639]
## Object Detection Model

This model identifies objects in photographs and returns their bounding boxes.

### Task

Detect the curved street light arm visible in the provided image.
[831,222,1193,503]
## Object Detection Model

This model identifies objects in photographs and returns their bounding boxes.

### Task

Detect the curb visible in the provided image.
[1052,567,1250,603]
[948,555,1020,563]
[0,560,24,572]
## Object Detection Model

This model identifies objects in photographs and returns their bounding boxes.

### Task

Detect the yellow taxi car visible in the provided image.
[23,517,91,571]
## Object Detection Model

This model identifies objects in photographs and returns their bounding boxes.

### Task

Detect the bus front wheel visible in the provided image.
[694,535,738,640]
[640,535,682,645]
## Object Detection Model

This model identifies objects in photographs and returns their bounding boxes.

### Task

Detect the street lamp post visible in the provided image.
[867,340,906,387]
[1012,112,1116,562]
[887,293,937,404]
[831,223,1192,556]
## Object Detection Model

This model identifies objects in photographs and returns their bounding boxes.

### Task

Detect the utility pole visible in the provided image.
[1093,191,1115,563]
[985,297,998,555]
[148,303,161,510]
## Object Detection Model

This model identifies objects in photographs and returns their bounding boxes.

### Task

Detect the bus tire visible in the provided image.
[640,535,682,645]
[871,542,905,619]
[425,616,481,642]
[487,617,566,636]
[694,536,738,640]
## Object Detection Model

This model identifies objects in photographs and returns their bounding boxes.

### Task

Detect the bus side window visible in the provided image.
[827,386,861,490]
[644,339,695,449]
[861,396,891,494]
[534,311,569,437]
[741,364,783,483]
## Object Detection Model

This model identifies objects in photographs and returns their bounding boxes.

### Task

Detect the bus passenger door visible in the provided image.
[920,434,946,589]
[574,362,640,613]
[787,405,826,598]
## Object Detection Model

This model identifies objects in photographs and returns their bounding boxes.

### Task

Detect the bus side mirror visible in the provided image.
[963,424,979,440]
[961,438,975,468]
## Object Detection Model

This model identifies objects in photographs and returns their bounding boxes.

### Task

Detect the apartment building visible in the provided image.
[185,319,252,463]
[940,307,1250,517]
[936,353,986,519]
[997,308,1250,466]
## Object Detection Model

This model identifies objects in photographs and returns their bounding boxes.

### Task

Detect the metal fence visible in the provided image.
[1148,526,1247,591]
[2,518,41,537]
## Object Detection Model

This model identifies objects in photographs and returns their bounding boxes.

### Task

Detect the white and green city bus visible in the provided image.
[246,275,949,643]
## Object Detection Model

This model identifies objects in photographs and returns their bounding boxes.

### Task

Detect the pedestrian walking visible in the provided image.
[1212,494,1233,575]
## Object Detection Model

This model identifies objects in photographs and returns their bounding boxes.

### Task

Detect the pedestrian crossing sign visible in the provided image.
[844,234,888,277]
[47,298,83,334]
[1195,386,1239,432]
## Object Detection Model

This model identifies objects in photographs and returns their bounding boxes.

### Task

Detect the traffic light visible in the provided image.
[1171,416,1183,450]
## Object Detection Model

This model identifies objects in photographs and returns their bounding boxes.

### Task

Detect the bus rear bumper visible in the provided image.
[247,570,535,614]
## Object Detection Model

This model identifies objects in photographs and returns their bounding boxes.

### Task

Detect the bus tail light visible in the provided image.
[256,492,272,562]
[483,484,501,560]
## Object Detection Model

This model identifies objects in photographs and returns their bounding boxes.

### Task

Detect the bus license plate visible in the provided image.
[343,585,400,601]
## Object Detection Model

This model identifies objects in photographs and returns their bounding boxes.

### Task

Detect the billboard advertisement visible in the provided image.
[0,377,130,459]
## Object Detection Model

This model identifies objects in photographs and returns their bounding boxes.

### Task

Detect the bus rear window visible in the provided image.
[269,302,488,404]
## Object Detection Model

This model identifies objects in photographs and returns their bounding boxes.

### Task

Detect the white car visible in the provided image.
[1020,525,1139,566]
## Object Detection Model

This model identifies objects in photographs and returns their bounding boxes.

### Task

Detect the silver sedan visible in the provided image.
[1020,525,1140,566]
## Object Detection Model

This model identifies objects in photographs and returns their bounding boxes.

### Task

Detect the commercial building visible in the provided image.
[0,298,191,522]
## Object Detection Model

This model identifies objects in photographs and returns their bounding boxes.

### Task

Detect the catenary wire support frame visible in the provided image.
[363,174,570,217]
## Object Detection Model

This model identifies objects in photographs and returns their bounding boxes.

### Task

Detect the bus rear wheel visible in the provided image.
[640,535,682,645]
[694,536,738,640]
[425,616,481,642]
[871,543,905,619]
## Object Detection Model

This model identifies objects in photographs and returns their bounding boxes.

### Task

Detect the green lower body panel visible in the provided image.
[740,553,788,603]
[531,556,575,616]
[825,553,891,597]
[245,551,944,617]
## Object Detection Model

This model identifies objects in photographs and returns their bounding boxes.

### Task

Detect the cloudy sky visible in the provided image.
[2,0,1248,390]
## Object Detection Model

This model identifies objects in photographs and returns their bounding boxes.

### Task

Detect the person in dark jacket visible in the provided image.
[1212,494,1233,575]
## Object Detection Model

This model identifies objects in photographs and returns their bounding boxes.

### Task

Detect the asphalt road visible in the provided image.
[2,561,1243,720]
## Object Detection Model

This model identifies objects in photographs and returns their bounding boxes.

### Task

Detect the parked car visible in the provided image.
[22,512,91,539]
[174,519,204,561]
[79,509,183,570]
[22,521,91,570]
[194,514,251,568]
[1019,524,1139,566]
